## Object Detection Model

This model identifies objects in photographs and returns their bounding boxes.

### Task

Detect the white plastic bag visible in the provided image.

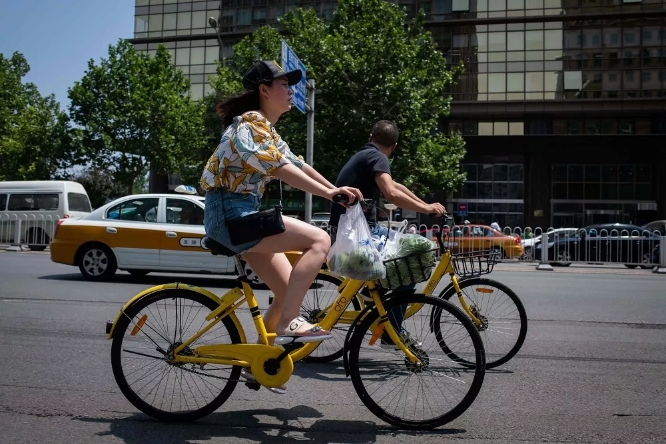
[326,204,386,280]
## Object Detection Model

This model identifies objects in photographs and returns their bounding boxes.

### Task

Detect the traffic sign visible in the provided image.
[281,39,307,114]
[457,202,468,217]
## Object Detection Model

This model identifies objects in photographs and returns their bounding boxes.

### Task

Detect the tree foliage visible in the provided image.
[0,52,79,181]
[68,40,207,194]
[73,167,127,209]
[208,0,466,195]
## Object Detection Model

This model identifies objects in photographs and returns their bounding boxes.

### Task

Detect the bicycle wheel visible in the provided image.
[347,294,485,430]
[436,278,527,369]
[111,288,243,422]
[301,273,363,363]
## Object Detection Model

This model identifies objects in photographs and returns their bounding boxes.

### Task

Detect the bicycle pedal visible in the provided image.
[244,381,261,391]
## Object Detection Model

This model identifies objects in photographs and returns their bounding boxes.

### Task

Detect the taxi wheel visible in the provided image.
[78,243,117,281]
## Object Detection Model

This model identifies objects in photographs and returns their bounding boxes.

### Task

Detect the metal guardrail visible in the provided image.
[309,220,664,273]
[0,212,61,251]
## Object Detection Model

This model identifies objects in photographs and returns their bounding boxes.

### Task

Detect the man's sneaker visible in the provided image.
[379,331,422,350]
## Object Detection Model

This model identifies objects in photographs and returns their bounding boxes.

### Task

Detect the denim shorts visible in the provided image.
[204,188,262,254]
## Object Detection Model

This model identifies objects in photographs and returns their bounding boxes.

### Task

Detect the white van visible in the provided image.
[0,181,92,251]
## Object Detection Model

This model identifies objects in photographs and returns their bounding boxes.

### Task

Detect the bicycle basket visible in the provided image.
[448,250,499,278]
[379,247,439,290]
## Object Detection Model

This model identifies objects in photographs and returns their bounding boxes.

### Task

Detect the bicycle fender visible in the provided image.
[106,283,247,343]
[342,303,380,377]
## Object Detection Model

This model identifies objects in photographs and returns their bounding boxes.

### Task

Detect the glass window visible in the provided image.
[488,32,506,52]
[493,164,508,181]
[106,198,159,222]
[526,30,544,50]
[509,164,524,181]
[564,71,582,90]
[190,83,205,101]
[585,165,601,182]
[507,72,524,92]
[67,193,92,212]
[508,0,524,9]
[494,122,509,135]
[507,31,524,51]
[479,164,493,181]
[493,182,508,199]
[552,183,567,199]
[602,166,618,182]
[192,10,206,28]
[163,13,177,29]
[205,46,218,63]
[166,199,204,225]
[148,14,163,31]
[190,47,205,65]
[601,184,617,200]
[479,122,493,135]
[479,183,493,199]
[489,73,506,92]
[509,122,524,135]
[8,193,60,211]
[175,47,190,65]
[452,0,470,11]
[544,30,562,50]
[177,11,191,29]
[619,165,635,183]
[135,15,149,33]
[0,194,6,210]
[568,165,584,182]
[462,183,477,199]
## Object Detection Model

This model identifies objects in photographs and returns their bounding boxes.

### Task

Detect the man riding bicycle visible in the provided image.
[329,120,446,346]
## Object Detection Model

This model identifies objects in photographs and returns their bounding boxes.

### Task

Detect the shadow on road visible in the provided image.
[75,406,466,442]
[37,273,242,289]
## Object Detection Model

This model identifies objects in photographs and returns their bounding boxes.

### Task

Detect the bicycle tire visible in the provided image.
[301,273,363,363]
[111,288,242,421]
[436,277,527,369]
[347,294,485,430]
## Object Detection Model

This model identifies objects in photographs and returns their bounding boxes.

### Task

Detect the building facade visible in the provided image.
[131,0,666,227]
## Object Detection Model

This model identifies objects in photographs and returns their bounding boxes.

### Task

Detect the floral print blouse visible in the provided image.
[200,111,303,196]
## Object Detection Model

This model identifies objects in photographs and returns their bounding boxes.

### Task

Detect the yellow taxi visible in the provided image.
[50,189,252,280]
[445,224,525,259]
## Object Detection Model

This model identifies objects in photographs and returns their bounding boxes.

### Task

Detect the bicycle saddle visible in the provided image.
[201,236,236,257]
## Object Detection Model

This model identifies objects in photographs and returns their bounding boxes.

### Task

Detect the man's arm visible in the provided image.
[375,173,443,215]
[394,182,426,205]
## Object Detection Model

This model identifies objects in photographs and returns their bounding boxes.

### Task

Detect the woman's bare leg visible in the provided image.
[241,252,291,338]
[242,217,330,334]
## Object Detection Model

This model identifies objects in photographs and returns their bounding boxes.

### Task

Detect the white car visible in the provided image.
[522,228,578,261]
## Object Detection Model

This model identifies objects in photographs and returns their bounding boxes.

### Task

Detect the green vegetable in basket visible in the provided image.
[327,248,385,281]
[380,234,437,288]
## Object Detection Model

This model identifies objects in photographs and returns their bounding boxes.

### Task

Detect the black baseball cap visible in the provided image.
[242,60,303,91]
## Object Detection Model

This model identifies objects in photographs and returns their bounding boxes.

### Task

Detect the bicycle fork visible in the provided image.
[449,274,484,329]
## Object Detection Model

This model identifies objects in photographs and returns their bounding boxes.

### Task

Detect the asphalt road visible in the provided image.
[0,252,665,444]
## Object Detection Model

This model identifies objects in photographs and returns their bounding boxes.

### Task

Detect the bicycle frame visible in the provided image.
[167,275,421,373]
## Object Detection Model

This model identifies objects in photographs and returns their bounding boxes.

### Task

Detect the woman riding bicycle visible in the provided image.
[200,61,362,352]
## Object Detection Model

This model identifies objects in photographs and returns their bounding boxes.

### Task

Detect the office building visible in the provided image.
[131,0,666,227]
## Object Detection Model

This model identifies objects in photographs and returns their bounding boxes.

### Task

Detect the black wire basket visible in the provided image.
[379,247,439,290]
[448,250,500,278]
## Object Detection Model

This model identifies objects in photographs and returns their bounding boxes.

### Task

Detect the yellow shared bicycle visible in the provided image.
[297,214,527,369]
[106,225,486,430]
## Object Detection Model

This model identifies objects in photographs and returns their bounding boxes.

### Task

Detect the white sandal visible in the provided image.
[275,316,333,345]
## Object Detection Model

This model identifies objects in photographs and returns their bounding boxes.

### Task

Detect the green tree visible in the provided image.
[0,52,79,181]
[73,167,126,209]
[68,40,207,195]
[208,0,466,195]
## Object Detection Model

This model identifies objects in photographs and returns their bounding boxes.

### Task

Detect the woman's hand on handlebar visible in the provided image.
[425,203,446,217]
[329,187,363,207]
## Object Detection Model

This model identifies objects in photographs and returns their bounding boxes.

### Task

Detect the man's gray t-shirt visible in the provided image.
[329,143,391,227]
